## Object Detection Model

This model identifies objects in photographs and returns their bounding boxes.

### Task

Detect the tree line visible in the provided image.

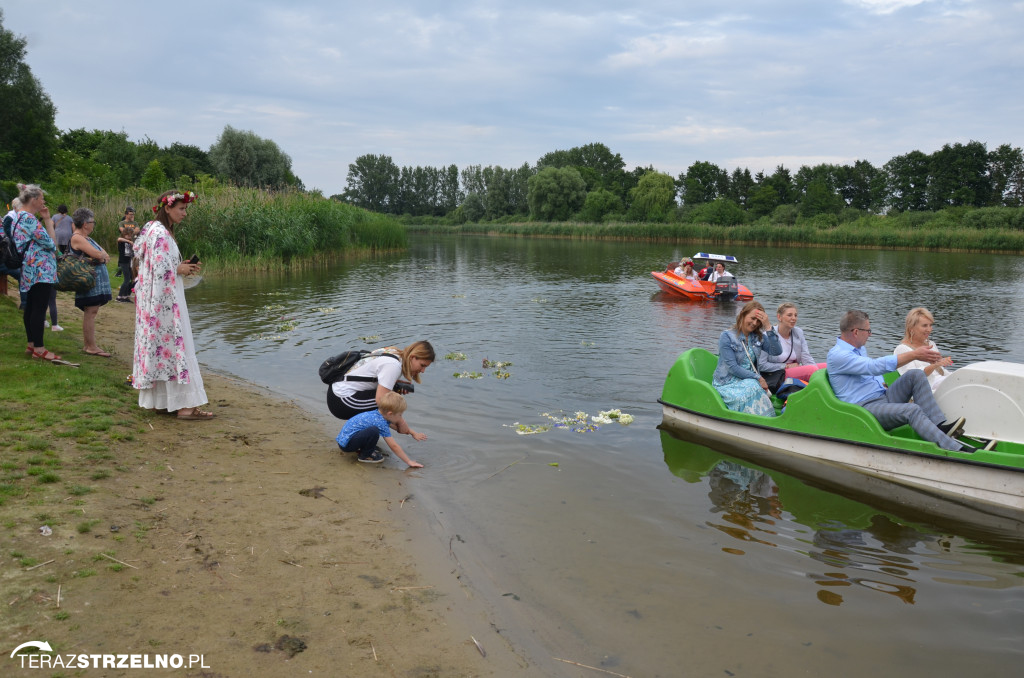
[0,10,301,203]
[340,139,1024,225]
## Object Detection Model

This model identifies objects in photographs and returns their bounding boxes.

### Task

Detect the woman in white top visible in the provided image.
[673,259,699,281]
[894,307,952,390]
[708,262,732,282]
[757,302,824,390]
[327,340,434,437]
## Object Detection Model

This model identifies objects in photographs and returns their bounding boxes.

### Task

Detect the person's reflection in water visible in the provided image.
[809,515,928,606]
[705,461,783,550]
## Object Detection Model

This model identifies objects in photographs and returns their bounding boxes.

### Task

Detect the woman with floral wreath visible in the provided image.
[132,190,214,420]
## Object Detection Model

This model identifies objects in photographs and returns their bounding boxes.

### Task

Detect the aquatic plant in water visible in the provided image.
[591,409,635,425]
[445,352,468,361]
[358,335,380,342]
[503,423,552,435]
[314,307,335,314]
[482,359,512,369]
[454,371,484,379]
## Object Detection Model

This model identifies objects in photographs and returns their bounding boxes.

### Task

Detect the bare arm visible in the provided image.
[895,345,940,368]
[383,436,422,468]
[70,233,110,263]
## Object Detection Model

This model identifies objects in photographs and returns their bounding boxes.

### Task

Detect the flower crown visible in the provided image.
[152,191,197,213]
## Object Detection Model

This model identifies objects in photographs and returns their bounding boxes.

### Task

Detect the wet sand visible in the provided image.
[3,289,539,676]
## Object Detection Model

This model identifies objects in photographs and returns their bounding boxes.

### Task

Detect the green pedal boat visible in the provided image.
[660,348,1024,517]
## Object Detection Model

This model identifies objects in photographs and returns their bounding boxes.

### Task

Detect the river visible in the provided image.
[185,235,1024,677]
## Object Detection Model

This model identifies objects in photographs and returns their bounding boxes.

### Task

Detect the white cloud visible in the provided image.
[1,0,1020,193]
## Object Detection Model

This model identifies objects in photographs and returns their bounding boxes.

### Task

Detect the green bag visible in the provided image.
[55,253,97,293]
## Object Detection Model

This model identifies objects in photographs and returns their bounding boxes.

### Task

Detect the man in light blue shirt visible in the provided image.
[826,309,982,453]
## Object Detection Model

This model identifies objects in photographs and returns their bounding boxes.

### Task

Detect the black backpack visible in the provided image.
[1,213,28,270]
[318,349,400,384]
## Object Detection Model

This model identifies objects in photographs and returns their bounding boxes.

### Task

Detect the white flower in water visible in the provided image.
[618,413,634,425]
[592,415,613,424]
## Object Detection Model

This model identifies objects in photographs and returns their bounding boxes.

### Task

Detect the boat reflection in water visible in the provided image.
[659,430,1024,607]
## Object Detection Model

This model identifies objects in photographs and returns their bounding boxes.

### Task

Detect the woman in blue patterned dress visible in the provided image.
[712,301,782,417]
[68,208,113,357]
[11,184,60,361]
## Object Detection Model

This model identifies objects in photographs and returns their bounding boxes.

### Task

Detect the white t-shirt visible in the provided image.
[894,341,948,390]
[330,351,402,398]
[709,269,732,282]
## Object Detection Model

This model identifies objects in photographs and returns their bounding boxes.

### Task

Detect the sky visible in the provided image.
[4,0,1023,194]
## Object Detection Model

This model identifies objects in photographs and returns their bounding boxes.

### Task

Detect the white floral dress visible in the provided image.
[132,220,207,411]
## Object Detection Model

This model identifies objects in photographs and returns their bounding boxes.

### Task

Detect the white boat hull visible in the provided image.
[661,404,1024,514]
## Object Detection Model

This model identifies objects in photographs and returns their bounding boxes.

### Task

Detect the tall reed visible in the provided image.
[47,186,407,270]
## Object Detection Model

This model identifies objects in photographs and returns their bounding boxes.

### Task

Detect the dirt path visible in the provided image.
[3,290,536,677]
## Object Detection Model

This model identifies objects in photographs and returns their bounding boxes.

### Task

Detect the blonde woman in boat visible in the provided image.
[757,302,825,392]
[894,307,953,390]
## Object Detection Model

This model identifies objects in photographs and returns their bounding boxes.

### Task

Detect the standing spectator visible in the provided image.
[52,204,73,253]
[115,220,138,302]
[69,208,113,357]
[12,184,60,361]
[132,190,215,420]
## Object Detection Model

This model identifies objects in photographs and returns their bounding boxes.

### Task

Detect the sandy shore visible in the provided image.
[3,289,537,677]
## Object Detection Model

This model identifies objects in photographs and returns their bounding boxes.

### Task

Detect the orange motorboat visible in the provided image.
[651,252,753,302]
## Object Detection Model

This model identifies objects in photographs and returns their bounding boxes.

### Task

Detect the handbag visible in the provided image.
[55,251,97,293]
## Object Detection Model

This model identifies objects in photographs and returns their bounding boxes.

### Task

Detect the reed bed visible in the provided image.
[48,186,407,271]
[405,208,1024,252]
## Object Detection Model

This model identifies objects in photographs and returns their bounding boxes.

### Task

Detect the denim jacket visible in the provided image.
[713,328,782,383]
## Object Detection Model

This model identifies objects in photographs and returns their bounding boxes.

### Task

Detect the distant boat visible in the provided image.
[651,252,753,301]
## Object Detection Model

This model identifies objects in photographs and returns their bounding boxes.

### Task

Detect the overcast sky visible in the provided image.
[4,0,1022,193]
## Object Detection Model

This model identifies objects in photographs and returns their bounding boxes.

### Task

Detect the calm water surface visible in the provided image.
[185,236,1024,677]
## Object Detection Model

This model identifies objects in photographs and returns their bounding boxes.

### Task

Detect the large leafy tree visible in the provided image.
[628,171,677,221]
[208,125,299,188]
[988,144,1024,207]
[927,141,990,209]
[527,166,586,221]
[884,150,930,212]
[0,10,59,181]
[679,161,729,205]
[536,142,626,194]
[343,153,400,212]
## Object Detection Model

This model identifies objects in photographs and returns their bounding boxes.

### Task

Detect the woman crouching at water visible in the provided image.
[132,190,214,420]
[327,341,434,440]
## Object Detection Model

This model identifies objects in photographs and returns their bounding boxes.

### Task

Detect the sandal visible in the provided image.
[176,408,216,421]
[25,344,34,357]
[31,348,63,362]
[83,349,112,358]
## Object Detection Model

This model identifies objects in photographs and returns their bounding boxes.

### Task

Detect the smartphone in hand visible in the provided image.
[188,254,200,264]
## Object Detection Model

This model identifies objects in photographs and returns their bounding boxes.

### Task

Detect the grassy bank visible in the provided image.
[46,186,407,271]
[404,207,1024,252]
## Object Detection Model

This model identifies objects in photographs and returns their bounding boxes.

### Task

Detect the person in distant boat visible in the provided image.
[826,309,990,453]
[757,302,824,393]
[893,307,952,391]
[708,262,732,282]
[712,301,782,417]
[673,259,698,281]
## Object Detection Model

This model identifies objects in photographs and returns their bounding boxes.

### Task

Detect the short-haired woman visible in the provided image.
[69,208,113,357]
[712,301,782,416]
[132,190,214,420]
[12,184,60,361]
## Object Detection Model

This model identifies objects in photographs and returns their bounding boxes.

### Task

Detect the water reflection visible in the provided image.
[661,430,1024,609]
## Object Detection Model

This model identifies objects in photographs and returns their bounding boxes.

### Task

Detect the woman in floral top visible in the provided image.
[132,190,214,420]
[12,184,60,361]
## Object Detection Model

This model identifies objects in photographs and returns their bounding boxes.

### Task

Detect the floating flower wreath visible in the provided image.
[152,191,197,213]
